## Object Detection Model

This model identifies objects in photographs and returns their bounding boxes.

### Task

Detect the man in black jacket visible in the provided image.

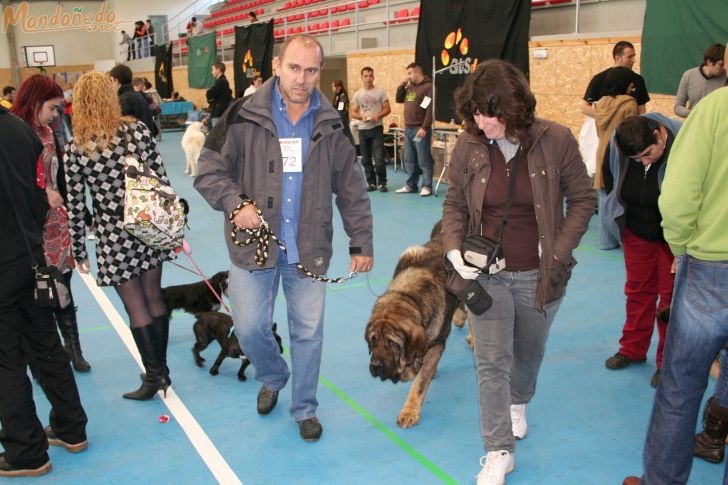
[0,107,88,478]
[109,64,158,137]
[206,62,233,128]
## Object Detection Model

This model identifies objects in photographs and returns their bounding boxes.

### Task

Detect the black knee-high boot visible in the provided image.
[124,324,169,400]
[55,306,91,372]
[139,316,171,385]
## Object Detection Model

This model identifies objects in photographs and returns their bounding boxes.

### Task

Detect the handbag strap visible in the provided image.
[0,157,41,269]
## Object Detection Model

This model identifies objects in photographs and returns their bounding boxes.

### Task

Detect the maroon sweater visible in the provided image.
[481,141,540,271]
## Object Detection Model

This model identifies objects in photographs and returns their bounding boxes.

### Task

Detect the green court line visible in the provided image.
[319,376,459,484]
[280,349,458,483]
[79,324,113,334]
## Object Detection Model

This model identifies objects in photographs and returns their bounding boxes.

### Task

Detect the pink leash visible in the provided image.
[176,240,231,314]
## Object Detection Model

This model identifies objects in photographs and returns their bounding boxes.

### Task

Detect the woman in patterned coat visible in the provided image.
[11,74,91,372]
[63,71,175,400]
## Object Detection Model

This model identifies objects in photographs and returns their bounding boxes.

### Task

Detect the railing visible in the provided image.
[163,0,218,44]
[169,0,419,65]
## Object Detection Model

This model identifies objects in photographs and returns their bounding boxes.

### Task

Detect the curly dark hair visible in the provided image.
[455,60,535,141]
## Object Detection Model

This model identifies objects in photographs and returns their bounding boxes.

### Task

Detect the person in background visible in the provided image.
[243,75,263,97]
[582,40,650,116]
[64,71,176,401]
[350,66,391,192]
[11,74,91,373]
[592,67,640,190]
[622,69,728,485]
[109,64,158,138]
[206,62,233,128]
[249,11,258,23]
[119,30,133,61]
[394,62,435,196]
[143,79,163,140]
[674,43,726,118]
[443,60,595,485]
[133,21,148,59]
[0,102,88,479]
[62,83,73,139]
[601,114,681,388]
[331,79,349,126]
[145,19,156,55]
[1,85,15,109]
[194,34,373,442]
[186,17,204,37]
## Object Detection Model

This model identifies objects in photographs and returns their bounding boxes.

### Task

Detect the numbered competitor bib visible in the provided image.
[280,138,303,173]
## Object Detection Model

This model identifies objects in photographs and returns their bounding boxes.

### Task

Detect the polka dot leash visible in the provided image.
[229,199,357,284]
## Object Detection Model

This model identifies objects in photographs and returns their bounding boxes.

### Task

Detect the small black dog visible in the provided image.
[162,271,229,318]
[192,311,283,381]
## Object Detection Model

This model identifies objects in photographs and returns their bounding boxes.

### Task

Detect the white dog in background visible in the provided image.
[181,121,206,176]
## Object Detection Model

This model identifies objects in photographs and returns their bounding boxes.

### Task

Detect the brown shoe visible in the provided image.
[298,417,323,442]
[605,352,646,370]
[694,397,728,463]
[622,477,640,485]
[257,386,279,415]
[45,426,88,453]
[0,454,51,478]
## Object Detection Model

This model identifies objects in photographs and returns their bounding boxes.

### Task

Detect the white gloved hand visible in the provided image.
[447,249,480,280]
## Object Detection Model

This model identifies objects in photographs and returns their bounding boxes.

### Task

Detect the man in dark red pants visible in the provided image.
[600,113,682,388]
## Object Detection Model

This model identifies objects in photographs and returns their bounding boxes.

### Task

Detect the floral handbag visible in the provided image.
[122,136,185,250]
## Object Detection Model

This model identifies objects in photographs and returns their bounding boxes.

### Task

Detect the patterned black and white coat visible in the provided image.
[63,121,176,286]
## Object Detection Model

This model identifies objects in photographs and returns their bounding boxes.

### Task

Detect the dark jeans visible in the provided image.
[642,256,728,484]
[403,127,434,190]
[359,125,386,187]
[0,259,87,468]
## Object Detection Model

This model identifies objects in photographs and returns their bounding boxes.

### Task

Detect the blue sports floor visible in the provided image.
[13,131,723,484]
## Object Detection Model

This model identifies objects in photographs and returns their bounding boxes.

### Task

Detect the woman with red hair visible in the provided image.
[12,74,91,372]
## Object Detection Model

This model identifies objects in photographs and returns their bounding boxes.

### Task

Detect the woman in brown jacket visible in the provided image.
[441,60,595,484]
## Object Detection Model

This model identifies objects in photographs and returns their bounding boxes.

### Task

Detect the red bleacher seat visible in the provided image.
[358,1,368,9]
[331,19,340,31]
[396,8,408,23]
[410,6,420,18]
[294,26,304,33]
[341,17,351,26]
[368,0,380,4]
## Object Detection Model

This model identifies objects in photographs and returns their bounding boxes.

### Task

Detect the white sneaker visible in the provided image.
[395,185,413,193]
[420,186,432,197]
[476,450,515,485]
[510,404,527,439]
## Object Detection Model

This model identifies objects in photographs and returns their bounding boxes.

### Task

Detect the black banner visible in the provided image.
[154,43,174,99]
[233,20,274,98]
[415,0,531,122]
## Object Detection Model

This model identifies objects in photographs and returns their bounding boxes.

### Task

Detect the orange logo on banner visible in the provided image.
[440,27,478,74]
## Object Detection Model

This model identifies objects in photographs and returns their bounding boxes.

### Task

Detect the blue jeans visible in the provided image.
[403,127,434,191]
[715,349,728,407]
[358,125,386,186]
[470,269,562,453]
[228,254,326,421]
[642,256,728,485]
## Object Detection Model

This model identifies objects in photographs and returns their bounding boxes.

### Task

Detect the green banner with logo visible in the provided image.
[187,32,217,89]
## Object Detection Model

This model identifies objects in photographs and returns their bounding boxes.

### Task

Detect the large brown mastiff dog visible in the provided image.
[365,221,466,428]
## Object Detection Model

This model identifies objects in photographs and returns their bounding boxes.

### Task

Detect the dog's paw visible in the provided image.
[237,373,247,381]
[397,407,421,428]
[209,368,219,376]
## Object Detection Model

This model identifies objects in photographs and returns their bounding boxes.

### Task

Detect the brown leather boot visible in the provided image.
[694,397,728,463]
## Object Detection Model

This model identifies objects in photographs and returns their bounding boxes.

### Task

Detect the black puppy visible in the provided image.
[192,311,283,381]
[162,271,229,318]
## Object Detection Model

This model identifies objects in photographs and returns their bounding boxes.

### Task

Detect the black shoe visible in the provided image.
[298,417,323,442]
[366,184,376,192]
[605,352,646,370]
[650,370,660,388]
[257,386,279,415]
[123,324,169,400]
[45,426,88,453]
[0,453,51,478]
[378,184,388,193]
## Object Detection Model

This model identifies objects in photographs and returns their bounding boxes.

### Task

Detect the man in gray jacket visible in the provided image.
[194,34,373,442]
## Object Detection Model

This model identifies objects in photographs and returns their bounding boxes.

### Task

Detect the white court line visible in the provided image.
[78,271,242,485]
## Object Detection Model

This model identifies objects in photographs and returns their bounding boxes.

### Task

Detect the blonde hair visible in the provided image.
[72,71,134,152]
